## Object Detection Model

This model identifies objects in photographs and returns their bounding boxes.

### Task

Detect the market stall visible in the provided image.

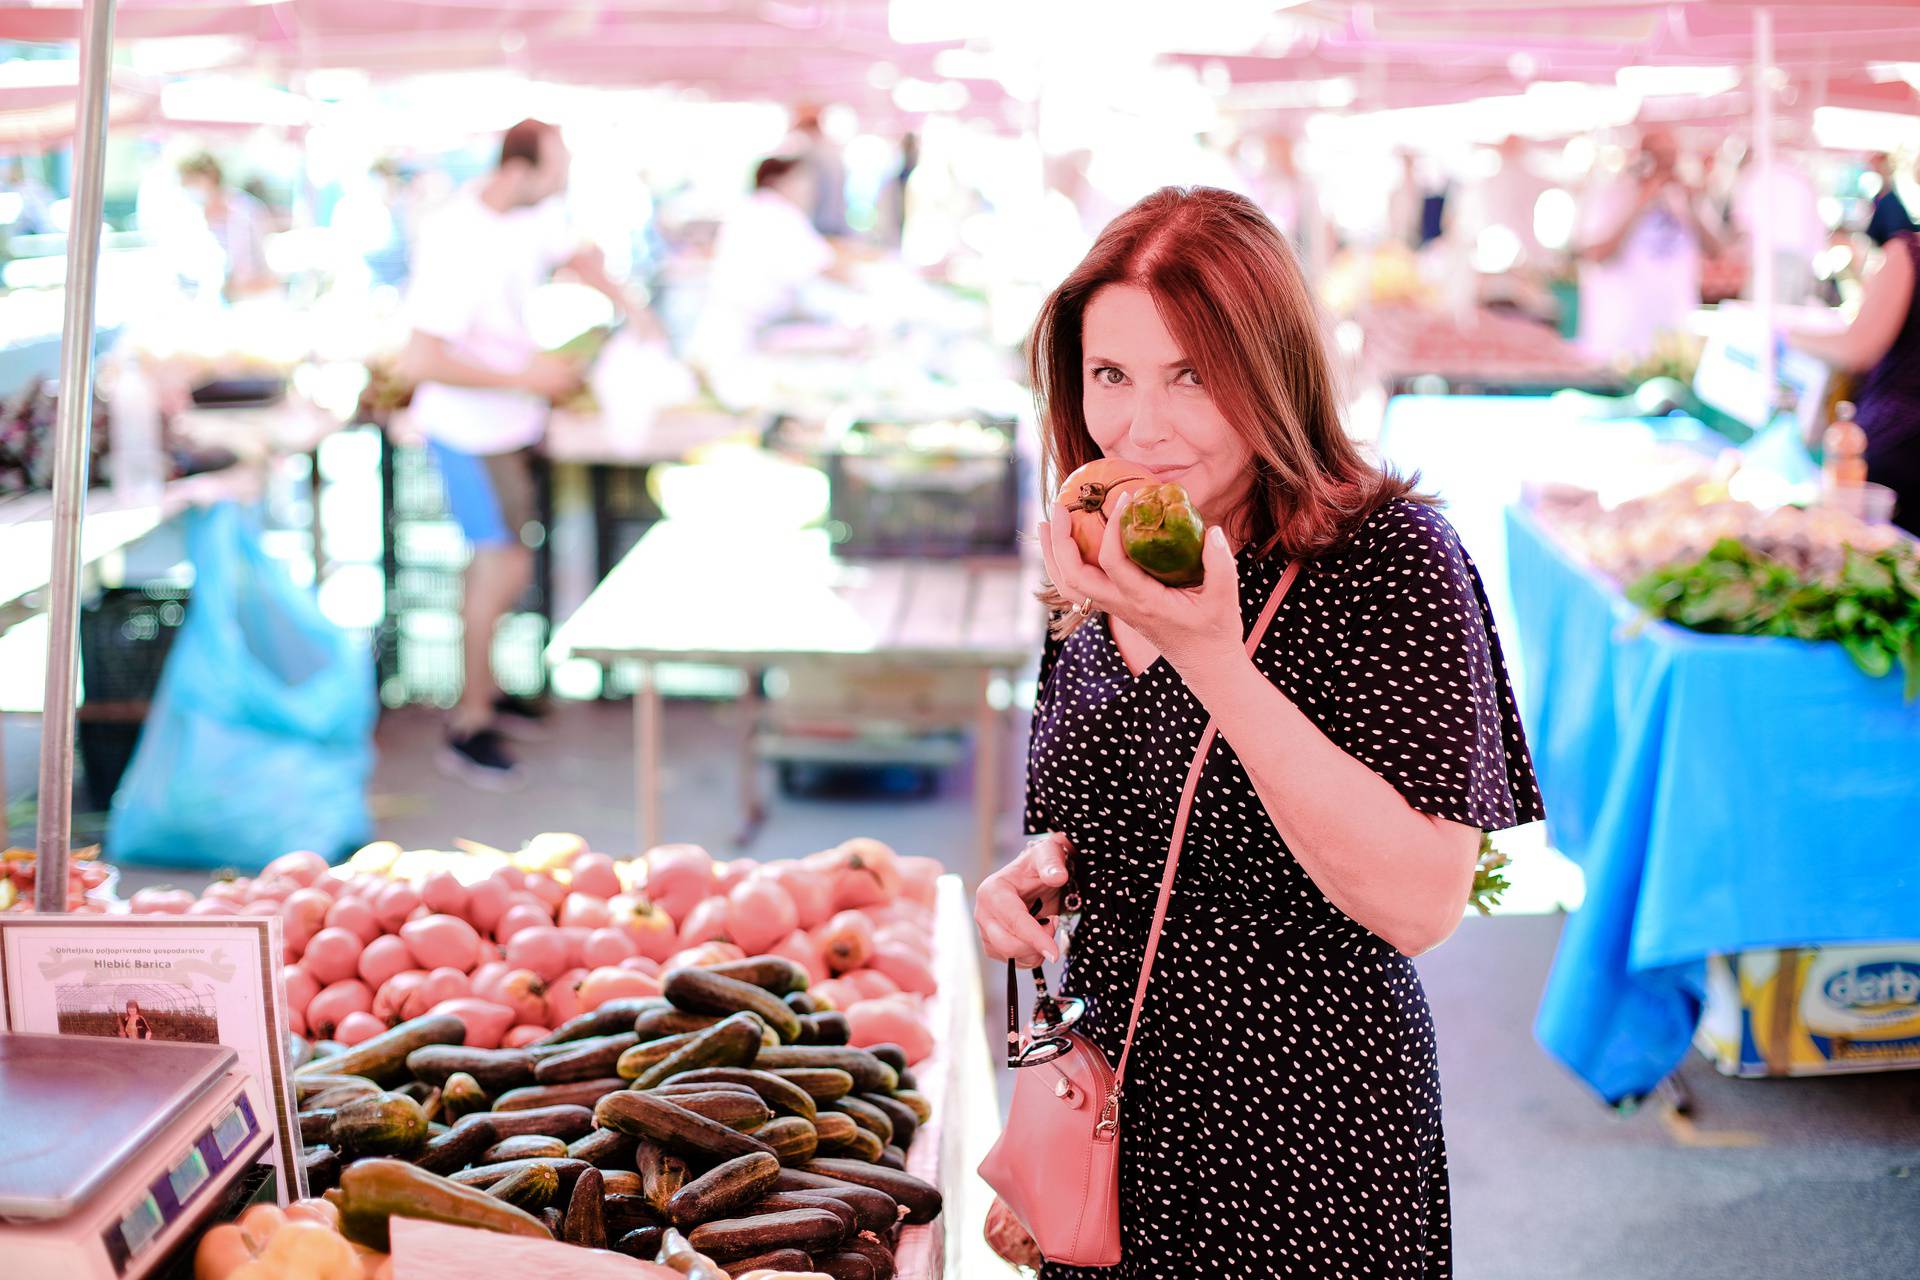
[1513,495,1920,1103]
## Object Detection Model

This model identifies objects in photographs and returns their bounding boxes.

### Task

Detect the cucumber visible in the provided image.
[687,1207,846,1261]
[820,1125,882,1162]
[877,1146,906,1171]
[602,1170,643,1196]
[894,1067,917,1092]
[467,1104,595,1142]
[771,1170,902,1234]
[651,1089,772,1131]
[299,1109,335,1144]
[306,1080,384,1110]
[487,1161,561,1212]
[406,1045,536,1094]
[890,1089,932,1125]
[594,1091,778,1163]
[439,1072,490,1123]
[825,1096,893,1146]
[771,1067,855,1103]
[783,991,819,1016]
[630,1013,764,1091]
[531,998,669,1047]
[534,1033,640,1084]
[450,1158,592,1196]
[652,1081,762,1100]
[617,1030,701,1080]
[814,1252,877,1280]
[661,1067,817,1120]
[540,1207,565,1238]
[492,1079,626,1112]
[613,1226,666,1259]
[563,1166,608,1248]
[752,1047,895,1093]
[749,1115,819,1166]
[799,1159,942,1224]
[751,1190,856,1240]
[664,969,804,1043]
[333,1092,429,1158]
[296,1073,379,1104]
[722,1248,816,1274]
[634,1008,729,1041]
[336,1157,550,1250]
[856,1093,918,1150]
[482,1134,569,1163]
[865,1044,909,1074]
[605,1192,667,1238]
[840,1234,899,1280]
[703,955,810,995]
[299,1013,468,1087]
[412,1114,495,1175]
[567,1127,636,1169]
[665,1151,781,1228]
[799,1012,851,1046]
[301,1144,341,1196]
[636,1139,687,1214]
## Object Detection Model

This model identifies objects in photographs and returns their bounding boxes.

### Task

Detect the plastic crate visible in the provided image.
[820,416,1020,559]
[75,586,191,810]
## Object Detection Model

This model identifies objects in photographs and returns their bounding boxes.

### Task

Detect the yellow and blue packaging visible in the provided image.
[1696,944,1920,1077]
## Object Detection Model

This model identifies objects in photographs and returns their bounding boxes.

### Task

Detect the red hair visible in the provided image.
[1030,186,1420,566]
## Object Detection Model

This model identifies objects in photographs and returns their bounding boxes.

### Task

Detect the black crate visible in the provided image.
[75,586,191,810]
[818,417,1021,558]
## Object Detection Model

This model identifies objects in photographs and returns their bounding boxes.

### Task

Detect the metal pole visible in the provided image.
[34,0,119,913]
[1753,6,1776,424]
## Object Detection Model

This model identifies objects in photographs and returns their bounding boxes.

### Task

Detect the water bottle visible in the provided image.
[109,361,166,505]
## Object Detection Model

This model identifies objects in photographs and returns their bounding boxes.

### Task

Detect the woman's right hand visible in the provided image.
[975,833,1073,967]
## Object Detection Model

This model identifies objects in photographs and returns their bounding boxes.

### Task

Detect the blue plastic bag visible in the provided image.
[108,503,377,868]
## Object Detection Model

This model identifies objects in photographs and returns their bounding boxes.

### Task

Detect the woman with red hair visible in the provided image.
[976,187,1543,1276]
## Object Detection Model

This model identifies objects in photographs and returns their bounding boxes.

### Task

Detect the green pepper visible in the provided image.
[1122,483,1206,587]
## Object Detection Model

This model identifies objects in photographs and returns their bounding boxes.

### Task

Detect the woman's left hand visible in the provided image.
[1041,491,1246,677]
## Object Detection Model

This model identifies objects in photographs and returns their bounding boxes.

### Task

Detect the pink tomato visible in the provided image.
[280,889,334,955]
[130,887,195,915]
[664,941,746,971]
[306,980,374,1040]
[288,1002,308,1038]
[470,960,509,995]
[494,903,551,946]
[323,897,380,945]
[373,882,420,934]
[677,897,733,948]
[373,970,429,1023]
[766,862,835,931]
[608,895,679,963]
[641,844,716,924]
[843,968,901,1001]
[577,966,662,1011]
[399,914,483,972]
[770,929,829,986]
[463,876,511,936]
[312,871,350,900]
[501,1025,549,1049]
[727,876,798,955]
[357,935,415,991]
[504,926,573,984]
[239,899,283,917]
[401,968,471,1022]
[426,998,515,1050]
[809,978,862,1012]
[302,927,365,987]
[568,853,622,901]
[473,967,548,1027]
[265,849,329,888]
[845,994,934,1063]
[715,857,758,895]
[491,866,527,892]
[545,968,586,1026]
[418,871,468,919]
[898,855,943,907]
[581,927,638,969]
[867,945,937,997]
[202,879,250,905]
[617,955,661,975]
[523,873,569,912]
[284,963,320,1017]
[874,922,933,960]
[559,893,612,931]
[333,1011,387,1046]
[187,898,238,916]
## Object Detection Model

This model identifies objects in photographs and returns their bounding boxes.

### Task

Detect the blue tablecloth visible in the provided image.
[1510,506,1920,1102]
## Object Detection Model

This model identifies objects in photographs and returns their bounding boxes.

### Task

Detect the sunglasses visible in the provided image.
[1006,912,1090,1069]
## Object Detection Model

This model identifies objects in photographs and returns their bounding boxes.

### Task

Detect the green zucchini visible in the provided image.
[533,1032,641,1084]
[633,1008,729,1041]
[814,1251,878,1280]
[602,1170,643,1196]
[406,1045,536,1094]
[305,1080,384,1110]
[890,1089,932,1125]
[482,1134,569,1163]
[487,1161,560,1212]
[856,1093,918,1150]
[649,1088,772,1132]
[336,1157,550,1251]
[770,1169,901,1233]
[301,1144,341,1196]
[567,1126,636,1169]
[604,1192,667,1238]
[686,1206,846,1260]
[613,1225,666,1259]
[723,1248,816,1274]
[636,1139,687,1214]
[450,1157,592,1195]
[752,1115,821,1166]
[799,1011,851,1046]
[799,1159,942,1224]
[295,1073,379,1104]
[752,1047,895,1093]
[783,991,819,1016]
[877,1146,906,1171]
[825,1096,893,1146]
[665,1151,781,1228]
[594,1091,777,1163]
[664,969,804,1043]
[299,1013,468,1087]
[563,1166,608,1248]
[332,1092,429,1158]
[820,1124,883,1162]
[530,998,669,1047]
[864,1044,909,1074]
[751,1191,856,1239]
[703,955,810,995]
[772,1067,856,1102]
[629,1013,764,1090]
[809,1113,862,1150]
[661,1067,817,1120]
[617,1030,701,1080]
[299,1109,335,1145]
[839,1232,898,1280]
[492,1079,626,1112]
[412,1114,495,1175]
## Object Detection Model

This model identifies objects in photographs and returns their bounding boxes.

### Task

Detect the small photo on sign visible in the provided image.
[56,981,221,1045]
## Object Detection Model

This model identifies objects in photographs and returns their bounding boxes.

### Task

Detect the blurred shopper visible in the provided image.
[787,106,848,236]
[2,159,57,235]
[1732,148,1826,305]
[177,151,277,298]
[1576,126,1725,361]
[401,119,631,787]
[1786,228,1920,534]
[1865,153,1916,248]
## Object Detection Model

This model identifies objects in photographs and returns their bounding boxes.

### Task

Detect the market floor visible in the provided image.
[20,700,1920,1277]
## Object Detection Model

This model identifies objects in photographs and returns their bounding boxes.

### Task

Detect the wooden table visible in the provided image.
[549,520,1044,878]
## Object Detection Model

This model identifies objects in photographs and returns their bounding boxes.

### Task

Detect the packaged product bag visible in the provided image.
[108,502,376,867]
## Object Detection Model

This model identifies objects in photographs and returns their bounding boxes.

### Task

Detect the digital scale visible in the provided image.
[0,1033,270,1280]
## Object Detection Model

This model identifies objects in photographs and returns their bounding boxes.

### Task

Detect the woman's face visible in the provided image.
[1080,284,1254,530]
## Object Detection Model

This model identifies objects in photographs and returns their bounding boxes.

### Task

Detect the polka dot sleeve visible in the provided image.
[1022,631,1066,839]
[1321,502,1543,833]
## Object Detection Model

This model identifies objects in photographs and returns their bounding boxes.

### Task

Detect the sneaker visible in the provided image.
[439,727,523,791]
[490,692,552,742]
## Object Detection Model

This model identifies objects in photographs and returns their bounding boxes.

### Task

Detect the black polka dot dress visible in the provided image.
[1026,499,1544,1278]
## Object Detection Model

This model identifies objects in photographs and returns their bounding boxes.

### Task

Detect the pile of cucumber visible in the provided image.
[291,955,940,1280]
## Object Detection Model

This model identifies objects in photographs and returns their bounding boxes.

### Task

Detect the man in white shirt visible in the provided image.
[402,119,628,787]
[177,151,276,298]
[1576,126,1726,362]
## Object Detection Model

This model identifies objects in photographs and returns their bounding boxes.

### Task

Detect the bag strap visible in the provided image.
[1109,559,1301,1100]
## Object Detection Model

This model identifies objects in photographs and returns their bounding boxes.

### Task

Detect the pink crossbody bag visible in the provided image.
[978,561,1300,1266]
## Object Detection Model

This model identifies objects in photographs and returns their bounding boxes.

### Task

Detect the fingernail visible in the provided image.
[1208,526,1226,547]
[1044,868,1062,881]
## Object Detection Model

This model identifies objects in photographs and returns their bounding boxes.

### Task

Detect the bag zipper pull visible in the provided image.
[1094,1090,1121,1140]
